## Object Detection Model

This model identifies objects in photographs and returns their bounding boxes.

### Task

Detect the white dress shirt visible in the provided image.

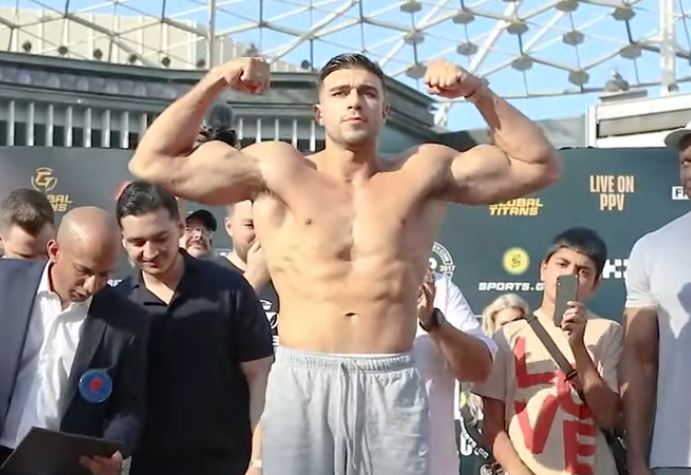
[0,263,91,448]
[413,273,497,475]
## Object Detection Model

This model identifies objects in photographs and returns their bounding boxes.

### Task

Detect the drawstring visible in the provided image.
[339,361,369,473]
[338,362,353,472]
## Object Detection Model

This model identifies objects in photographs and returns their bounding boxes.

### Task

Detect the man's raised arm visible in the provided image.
[423,60,560,205]
[129,57,295,205]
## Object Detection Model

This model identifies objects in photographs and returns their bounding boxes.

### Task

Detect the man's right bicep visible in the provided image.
[171,141,265,204]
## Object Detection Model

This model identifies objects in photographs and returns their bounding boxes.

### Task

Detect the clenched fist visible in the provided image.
[215,57,270,95]
[424,60,485,99]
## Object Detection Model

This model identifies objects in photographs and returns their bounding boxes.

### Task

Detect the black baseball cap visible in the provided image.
[186,209,217,232]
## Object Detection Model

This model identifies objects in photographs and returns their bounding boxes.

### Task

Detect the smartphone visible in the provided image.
[554,274,579,327]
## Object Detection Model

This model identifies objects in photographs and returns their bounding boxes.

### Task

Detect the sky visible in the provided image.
[1,0,690,129]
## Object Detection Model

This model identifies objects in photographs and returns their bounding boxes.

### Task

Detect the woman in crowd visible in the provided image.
[460,293,530,475]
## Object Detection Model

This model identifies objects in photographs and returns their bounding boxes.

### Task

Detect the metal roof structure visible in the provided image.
[0,0,689,126]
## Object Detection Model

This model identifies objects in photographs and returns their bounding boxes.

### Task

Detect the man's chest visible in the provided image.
[508,330,603,390]
[143,298,232,357]
[255,179,446,261]
[648,250,691,323]
[26,298,86,362]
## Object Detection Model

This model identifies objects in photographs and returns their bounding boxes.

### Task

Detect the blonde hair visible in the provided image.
[481,293,530,336]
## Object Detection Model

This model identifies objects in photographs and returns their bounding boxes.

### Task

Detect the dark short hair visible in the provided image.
[115,180,179,225]
[544,227,608,278]
[318,53,385,91]
[1,188,54,235]
[198,103,238,148]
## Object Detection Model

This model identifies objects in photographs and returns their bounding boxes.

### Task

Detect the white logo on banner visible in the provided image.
[429,242,455,278]
[600,258,628,280]
[672,186,689,201]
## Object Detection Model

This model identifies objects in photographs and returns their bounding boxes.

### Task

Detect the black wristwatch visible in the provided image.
[420,308,445,333]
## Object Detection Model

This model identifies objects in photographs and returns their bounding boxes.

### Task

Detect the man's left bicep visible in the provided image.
[447,145,548,205]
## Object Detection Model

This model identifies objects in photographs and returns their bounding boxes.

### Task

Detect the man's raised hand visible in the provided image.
[424,60,484,99]
[217,57,270,95]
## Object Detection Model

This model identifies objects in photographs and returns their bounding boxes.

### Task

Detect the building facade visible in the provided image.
[587,91,691,148]
[0,50,439,154]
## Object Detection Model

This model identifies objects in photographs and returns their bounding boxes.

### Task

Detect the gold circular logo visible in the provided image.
[31,167,57,192]
[503,247,530,275]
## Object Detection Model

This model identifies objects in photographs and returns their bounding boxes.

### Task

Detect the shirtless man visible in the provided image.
[129,53,559,475]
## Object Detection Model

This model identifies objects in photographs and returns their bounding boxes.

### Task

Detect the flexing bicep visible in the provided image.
[169,141,266,204]
[131,140,299,205]
[442,144,558,205]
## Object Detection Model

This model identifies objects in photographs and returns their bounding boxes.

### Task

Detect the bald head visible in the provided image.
[49,207,120,305]
[58,207,119,253]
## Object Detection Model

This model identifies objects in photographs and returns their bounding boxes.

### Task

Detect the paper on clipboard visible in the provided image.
[0,427,121,475]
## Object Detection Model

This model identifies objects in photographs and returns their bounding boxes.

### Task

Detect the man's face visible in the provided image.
[315,68,388,148]
[48,237,118,303]
[0,223,54,260]
[679,135,691,197]
[540,247,600,304]
[181,217,213,258]
[225,201,255,262]
[121,209,183,276]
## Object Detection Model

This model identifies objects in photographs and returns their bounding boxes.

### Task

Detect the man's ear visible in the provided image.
[314,104,324,126]
[47,239,59,263]
[539,259,547,282]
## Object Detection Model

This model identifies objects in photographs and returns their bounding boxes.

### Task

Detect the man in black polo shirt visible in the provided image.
[114,181,273,475]
[216,200,280,346]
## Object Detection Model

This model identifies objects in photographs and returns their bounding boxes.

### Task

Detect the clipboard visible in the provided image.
[0,427,122,475]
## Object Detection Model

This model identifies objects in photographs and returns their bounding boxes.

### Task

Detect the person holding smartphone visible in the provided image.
[473,227,623,475]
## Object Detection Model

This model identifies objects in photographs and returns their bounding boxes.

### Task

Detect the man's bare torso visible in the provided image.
[251,145,450,353]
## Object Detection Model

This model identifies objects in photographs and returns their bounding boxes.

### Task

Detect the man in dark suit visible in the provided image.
[0,207,148,475]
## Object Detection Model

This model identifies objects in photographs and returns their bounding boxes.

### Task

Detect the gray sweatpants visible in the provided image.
[262,347,429,475]
[654,470,691,475]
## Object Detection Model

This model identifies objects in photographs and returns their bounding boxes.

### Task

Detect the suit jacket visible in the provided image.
[0,259,149,457]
